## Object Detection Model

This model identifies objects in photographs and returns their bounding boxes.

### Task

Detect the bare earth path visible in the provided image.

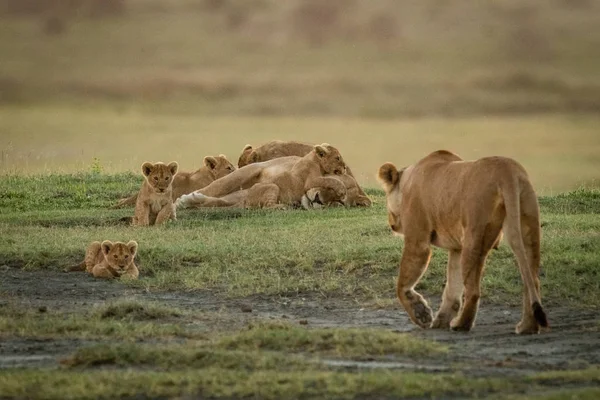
[2,269,599,378]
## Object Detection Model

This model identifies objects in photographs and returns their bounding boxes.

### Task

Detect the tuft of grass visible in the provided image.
[61,343,310,371]
[0,301,199,340]
[217,321,446,357]
[95,299,184,321]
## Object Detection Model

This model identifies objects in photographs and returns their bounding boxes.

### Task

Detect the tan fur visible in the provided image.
[237,140,314,168]
[237,140,365,196]
[378,150,548,334]
[177,144,348,209]
[113,155,235,208]
[65,240,139,279]
[133,161,178,226]
[302,173,372,209]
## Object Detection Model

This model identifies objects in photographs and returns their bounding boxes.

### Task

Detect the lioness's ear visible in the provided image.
[101,240,113,256]
[126,240,138,257]
[249,151,259,163]
[204,156,217,170]
[377,162,402,192]
[168,161,178,175]
[314,145,328,158]
[242,144,252,152]
[141,162,153,177]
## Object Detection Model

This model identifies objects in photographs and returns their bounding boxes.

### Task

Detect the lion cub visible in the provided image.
[65,240,139,279]
[133,161,178,226]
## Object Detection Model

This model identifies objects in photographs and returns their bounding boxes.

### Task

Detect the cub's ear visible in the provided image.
[249,151,259,163]
[204,156,217,170]
[101,240,113,256]
[167,161,178,175]
[377,162,402,192]
[218,154,228,160]
[314,144,329,158]
[126,240,138,257]
[242,144,252,152]
[141,162,154,177]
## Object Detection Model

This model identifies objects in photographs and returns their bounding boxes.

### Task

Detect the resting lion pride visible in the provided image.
[378,150,548,334]
[176,143,350,210]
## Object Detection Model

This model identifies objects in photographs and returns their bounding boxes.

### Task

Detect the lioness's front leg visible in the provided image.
[397,241,433,329]
[155,204,175,225]
[432,250,463,329]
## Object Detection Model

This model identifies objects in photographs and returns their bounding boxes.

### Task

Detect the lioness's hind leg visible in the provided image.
[515,210,546,334]
[397,244,433,329]
[451,224,501,332]
[247,183,281,208]
[432,250,463,329]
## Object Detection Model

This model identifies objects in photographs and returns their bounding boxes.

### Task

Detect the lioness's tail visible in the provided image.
[64,261,85,273]
[501,175,548,328]
[111,193,138,209]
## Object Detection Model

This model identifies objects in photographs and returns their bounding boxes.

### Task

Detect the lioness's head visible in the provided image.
[301,186,347,209]
[141,161,178,193]
[378,162,404,234]
[314,143,346,175]
[237,144,258,168]
[204,154,236,179]
[101,240,138,276]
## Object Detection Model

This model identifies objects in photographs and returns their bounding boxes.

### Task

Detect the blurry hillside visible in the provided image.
[1,0,599,117]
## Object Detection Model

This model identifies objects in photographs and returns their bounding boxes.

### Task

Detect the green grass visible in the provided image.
[0,173,599,306]
[1,366,598,400]
[0,300,201,340]
[217,321,446,357]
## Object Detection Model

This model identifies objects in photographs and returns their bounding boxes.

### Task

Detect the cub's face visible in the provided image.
[237,145,254,168]
[101,240,138,275]
[314,144,346,175]
[142,162,178,193]
[204,154,236,179]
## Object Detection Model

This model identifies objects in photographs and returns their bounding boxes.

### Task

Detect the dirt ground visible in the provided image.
[1,269,599,378]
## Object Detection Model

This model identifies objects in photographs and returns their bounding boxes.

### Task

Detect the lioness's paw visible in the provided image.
[411,301,433,328]
[450,316,474,332]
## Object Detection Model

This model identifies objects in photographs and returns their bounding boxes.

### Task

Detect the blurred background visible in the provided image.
[0,0,598,192]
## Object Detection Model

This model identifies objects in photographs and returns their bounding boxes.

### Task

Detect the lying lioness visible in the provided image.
[113,155,235,208]
[378,150,548,334]
[237,140,366,196]
[180,172,370,209]
[238,140,313,168]
[177,144,347,209]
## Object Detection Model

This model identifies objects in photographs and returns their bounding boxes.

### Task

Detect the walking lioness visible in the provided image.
[378,150,548,334]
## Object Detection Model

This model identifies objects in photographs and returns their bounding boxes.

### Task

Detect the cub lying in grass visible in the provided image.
[65,240,139,279]
[133,161,178,226]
